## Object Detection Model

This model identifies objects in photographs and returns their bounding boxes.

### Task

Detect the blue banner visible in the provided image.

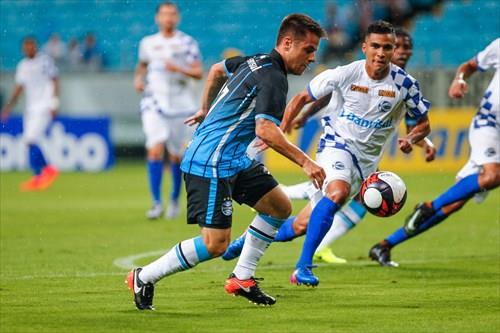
[0,116,114,171]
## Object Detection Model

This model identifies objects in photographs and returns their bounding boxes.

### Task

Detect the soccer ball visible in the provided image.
[360,171,407,217]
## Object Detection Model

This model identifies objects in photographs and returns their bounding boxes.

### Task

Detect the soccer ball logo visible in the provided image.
[360,171,407,217]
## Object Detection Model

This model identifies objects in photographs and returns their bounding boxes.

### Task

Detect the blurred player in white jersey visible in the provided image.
[1,37,59,191]
[369,37,500,267]
[134,2,203,220]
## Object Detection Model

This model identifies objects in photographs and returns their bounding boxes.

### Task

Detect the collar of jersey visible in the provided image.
[270,49,287,75]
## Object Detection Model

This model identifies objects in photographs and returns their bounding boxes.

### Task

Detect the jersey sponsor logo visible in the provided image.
[247,58,259,72]
[339,110,393,129]
[378,100,393,113]
[221,197,233,216]
[378,89,396,98]
[350,84,369,94]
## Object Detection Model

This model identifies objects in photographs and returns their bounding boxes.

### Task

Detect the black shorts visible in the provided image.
[184,161,279,229]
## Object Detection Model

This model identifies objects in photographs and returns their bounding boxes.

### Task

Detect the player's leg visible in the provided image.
[291,147,354,286]
[141,109,168,219]
[405,125,499,232]
[20,113,56,191]
[282,181,311,200]
[226,161,289,305]
[164,117,194,219]
[127,173,233,310]
[314,198,367,263]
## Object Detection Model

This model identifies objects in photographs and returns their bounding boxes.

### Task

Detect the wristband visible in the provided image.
[423,137,435,149]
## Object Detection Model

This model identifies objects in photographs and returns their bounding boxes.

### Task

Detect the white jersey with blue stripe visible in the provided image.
[181,50,288,178]
[474,38,499,129]
[308,60,430,170]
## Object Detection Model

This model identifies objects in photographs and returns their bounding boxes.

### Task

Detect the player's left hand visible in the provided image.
[424,144,437,162]
[184,110,206,126]
[398,137,413,154]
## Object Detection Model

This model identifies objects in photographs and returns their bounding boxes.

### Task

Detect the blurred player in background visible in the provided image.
[134,1,203,220]
[369,38,500,267]
[126,14,326,309]
[1,36,59,191]
[223,28,436,265]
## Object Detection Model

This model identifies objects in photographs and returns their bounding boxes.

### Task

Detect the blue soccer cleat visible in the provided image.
[222,234,246,261]
[290,266,319,287]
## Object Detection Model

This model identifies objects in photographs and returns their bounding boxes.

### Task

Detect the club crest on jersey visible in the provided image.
[378,100,392,113]
[221,197,233,216]
[350,84,369,94]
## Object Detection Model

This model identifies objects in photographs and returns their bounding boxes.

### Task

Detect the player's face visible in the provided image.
[392,35,413,69]
[362,33,395,73]
[22,40,37,58]
[285,32,320,75]
[155,4,179,32]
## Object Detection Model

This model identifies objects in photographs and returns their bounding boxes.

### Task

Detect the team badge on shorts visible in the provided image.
[221,197,233,216]
[333,161,345,170]
[485,147,496,157]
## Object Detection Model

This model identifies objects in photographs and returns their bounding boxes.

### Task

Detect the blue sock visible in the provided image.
[386,210,448,247]
[28,144,47,176]
[274,216,298,242]
[296,197,339,268]
[432,174,481,211]
[170,162,182,202]
[147,160,163,205]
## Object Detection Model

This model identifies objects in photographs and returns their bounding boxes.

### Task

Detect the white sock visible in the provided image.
[139,235,211,284]
[316,200,366,251]
[282,181,311,200]
[232,214,284,280]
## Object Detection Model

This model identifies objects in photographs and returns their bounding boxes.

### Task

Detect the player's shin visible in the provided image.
[28,144,48,175]
[296,197,339,268]
[431,174,481,211]
[232,214,285,280]
[274,216,298,242]
[138,236,211,284]
[147,160,164,204]
[170,162,182,202]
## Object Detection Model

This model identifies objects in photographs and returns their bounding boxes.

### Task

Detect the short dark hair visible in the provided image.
[365,20,395,39]
[156,1,178,13]
[22,35,37,44]
[394,27,413,46]
[276,14,326,45]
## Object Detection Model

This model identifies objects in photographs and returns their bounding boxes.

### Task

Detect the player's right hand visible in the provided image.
[184,109,207,126]
[302,158,326,189]
[448,79,468,99]
[134,78,145,93]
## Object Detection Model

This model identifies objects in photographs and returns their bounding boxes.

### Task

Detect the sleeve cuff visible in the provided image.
[307,84,317,101]
[255,114,281,126]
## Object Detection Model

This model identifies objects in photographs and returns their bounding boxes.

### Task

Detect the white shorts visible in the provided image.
[306,146,377,207]
[141,109,194,156]
[457,124,499,179]
[23,112,52,144]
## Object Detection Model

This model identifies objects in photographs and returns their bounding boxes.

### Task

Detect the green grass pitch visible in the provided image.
[1,162,498,333]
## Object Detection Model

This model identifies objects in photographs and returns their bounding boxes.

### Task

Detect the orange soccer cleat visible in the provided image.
[37,165,59,190]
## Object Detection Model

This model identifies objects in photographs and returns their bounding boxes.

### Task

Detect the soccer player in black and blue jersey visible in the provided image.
[126,14,327,309]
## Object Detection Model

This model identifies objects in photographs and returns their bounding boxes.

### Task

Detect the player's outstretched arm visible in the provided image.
[256,118,325,188]
[291,93,331,130]
[1,85,23,122]
[448,58,478,99]
[134,61,147,93]
[165,60,203,80]
[185,62,227,126]
[405,123,436,162]
[398,115,431,154]
[281,89,315,133]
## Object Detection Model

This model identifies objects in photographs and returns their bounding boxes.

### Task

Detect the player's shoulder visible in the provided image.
[175,30,198,45]
[139,33,160,45]
[389,63,418,88]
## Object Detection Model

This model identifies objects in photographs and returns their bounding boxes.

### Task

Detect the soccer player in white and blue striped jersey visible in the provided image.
[134,2,203,220]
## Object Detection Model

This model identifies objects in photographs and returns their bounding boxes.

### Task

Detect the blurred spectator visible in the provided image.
[81,32,103,71]
[43,33,67,67]
[67,37,82,71]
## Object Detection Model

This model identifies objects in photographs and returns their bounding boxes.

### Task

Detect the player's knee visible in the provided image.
[274,198,292,219]
[325,188,349,206]
[205,238,230,257]
[479,168,500,190]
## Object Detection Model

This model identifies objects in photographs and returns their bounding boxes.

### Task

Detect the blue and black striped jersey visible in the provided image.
[181,49,288,178]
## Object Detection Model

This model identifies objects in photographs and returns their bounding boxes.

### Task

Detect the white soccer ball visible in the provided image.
[360,171,407,217]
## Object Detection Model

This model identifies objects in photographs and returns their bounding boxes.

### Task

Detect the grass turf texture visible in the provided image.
[1,162,499,333]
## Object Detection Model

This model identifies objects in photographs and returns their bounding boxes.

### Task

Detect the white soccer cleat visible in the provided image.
[165,200,180,220]
[146,203,163,220]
